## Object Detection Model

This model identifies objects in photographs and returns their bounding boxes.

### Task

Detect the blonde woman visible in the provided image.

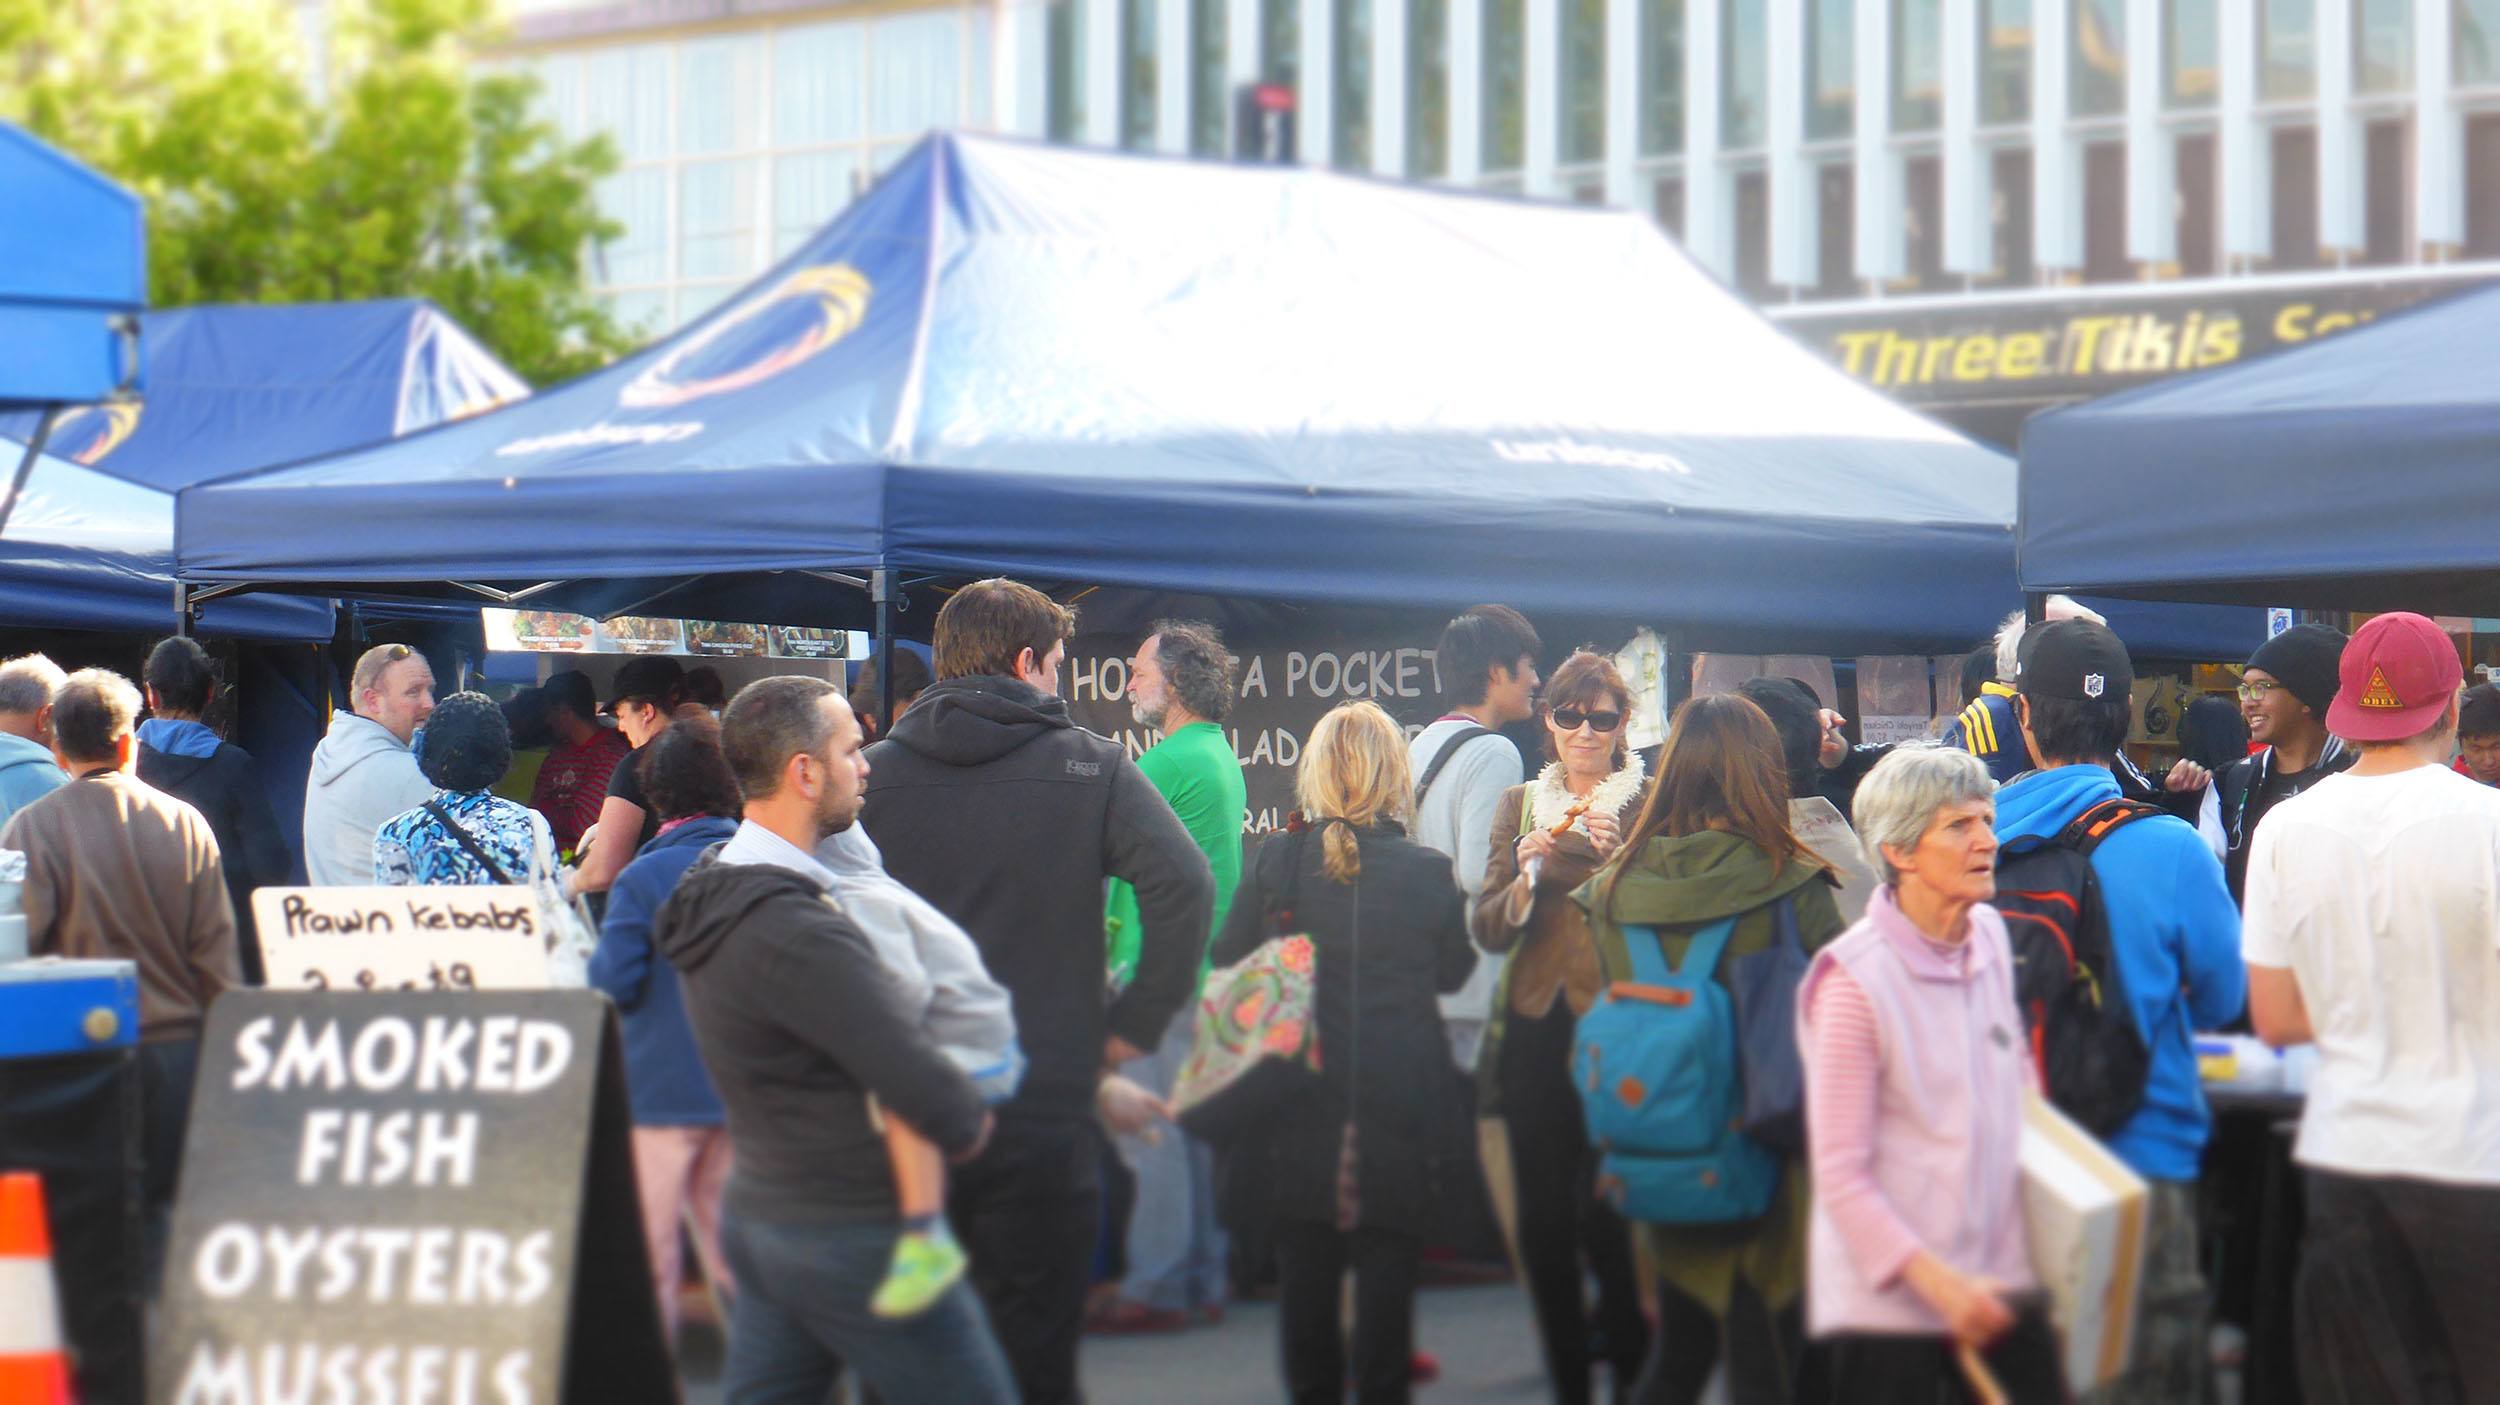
[1210,701,1479,1404]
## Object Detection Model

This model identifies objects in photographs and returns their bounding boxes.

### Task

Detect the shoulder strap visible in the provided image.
[422,799,517,885]
[2059,796,2163,857]
[1415,725,1499,806]
[1617,913,1741,988]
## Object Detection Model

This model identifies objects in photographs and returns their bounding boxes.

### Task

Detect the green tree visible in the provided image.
[3,0,633,384]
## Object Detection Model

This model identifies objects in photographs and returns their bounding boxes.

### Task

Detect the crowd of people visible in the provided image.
[7,581,2500,1405]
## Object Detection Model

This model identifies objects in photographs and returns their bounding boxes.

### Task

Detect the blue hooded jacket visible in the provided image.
[590,815,737,1125]
[1994,764,2245,1182]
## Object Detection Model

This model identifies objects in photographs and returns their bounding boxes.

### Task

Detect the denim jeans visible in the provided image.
[718,1208,1017,1405]
[1117,1011,1230,1313]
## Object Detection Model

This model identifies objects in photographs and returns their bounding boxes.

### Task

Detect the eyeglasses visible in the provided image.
[1550,706,1624,734]
[2236,681,2283,702]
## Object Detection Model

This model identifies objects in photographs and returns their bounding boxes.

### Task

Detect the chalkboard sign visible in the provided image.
[253,887,554,992]
[1064,628,1453,840]
[152,991,673,1404]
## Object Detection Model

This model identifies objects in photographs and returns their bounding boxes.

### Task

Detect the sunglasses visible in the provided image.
[1550,706,1624,734]
[2236,681,2283,702]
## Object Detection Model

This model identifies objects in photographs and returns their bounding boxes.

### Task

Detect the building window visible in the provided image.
[2362,117,2411,261]
[596,169,668,284]
[1483,0,1527,169]
[1734,168,1772,297]
[1263,0,1300,85]
[777,23,866,146]
[1408,0,1450,174]
[1561,0,1606,164]
[873,12,966,143]
[1983,146,2036,284]
[2271,124,2322,267]
[2262,0,2315,98]
[679,158,760,283]
[1654,174,1686,235]
[2354,0,2412,92]
[1335,0,1373,165]
[680,37,764,155]
[1903,153,1949,289]
[1808,0,1853,138]
[1894,0,1943,131]
[1641,0,1685,154]
[2072,0,2125,116]
[1982,0,2032,123]
[2466,113,2500,252]
[774,151,855,256]
[1193,0,1229,154]
[1723,0,1768,148]
[2082,138,2127,278]
[1814,162,1855,295]
[586,46,673,161]
[2166,0,2218,107]
[2174,132,2217,274]
[2463,0,2500,87]
[1122,0,1159,147]
[1048,0,1088,139]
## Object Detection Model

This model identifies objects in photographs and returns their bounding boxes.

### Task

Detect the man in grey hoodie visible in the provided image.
[0,653,68,829]
[301,643,437,885]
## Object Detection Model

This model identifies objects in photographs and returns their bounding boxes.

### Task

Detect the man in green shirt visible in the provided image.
[1098,620,1247,1333]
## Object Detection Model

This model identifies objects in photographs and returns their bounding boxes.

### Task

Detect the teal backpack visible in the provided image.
[1571,914,1780,1225]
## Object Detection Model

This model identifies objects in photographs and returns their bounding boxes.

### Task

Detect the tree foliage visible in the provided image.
[3,0,634,384]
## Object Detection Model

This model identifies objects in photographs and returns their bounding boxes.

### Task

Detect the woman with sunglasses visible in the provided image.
[1470,651,1650,1404]
[1577,693,1845,1405]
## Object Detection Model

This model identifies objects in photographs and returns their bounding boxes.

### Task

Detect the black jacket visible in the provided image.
[137,741,294,983]
[1210,821,1476,1238]
[863,675,1214,1120]
[2217,739,2356,902]
[654,851,991,1225]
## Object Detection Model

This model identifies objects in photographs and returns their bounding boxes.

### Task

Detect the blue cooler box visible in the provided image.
[0,959,141,1058]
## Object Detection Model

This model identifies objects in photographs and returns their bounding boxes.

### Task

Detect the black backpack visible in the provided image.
[1992,796,2159,1137]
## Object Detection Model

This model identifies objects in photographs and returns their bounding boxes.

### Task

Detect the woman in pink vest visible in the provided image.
[1795,745,2068,1403]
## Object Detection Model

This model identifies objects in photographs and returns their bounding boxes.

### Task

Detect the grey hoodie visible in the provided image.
[301,712,433,885]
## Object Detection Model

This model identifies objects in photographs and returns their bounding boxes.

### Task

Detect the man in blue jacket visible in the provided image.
[1996,619,2244,1405]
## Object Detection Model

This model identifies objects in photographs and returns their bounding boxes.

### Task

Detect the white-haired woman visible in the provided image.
[1210,700,1477,1404]
[1795,745,2068,1404]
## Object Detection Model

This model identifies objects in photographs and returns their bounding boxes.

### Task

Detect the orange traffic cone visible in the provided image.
[0,1172,72,1405]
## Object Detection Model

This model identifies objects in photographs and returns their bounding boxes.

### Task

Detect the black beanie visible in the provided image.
[2246,624,2347,717]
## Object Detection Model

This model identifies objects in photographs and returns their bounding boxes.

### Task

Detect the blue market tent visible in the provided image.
[0,124,144,411]
[180,134,2245,656]
[2021,282,2500,616]
[0,300,527,638]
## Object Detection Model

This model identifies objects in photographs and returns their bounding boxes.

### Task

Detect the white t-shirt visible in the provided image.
[2242,764,2500,1184]
[1410,719,1525,1070]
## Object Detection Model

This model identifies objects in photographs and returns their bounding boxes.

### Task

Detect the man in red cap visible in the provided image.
[2242,612,2500,1400]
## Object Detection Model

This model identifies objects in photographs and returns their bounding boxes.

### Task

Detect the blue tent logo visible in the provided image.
[52,402,143,464]
[618,264,873,410]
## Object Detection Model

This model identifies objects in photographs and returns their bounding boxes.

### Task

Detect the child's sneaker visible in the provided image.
[871,1226,967,1319]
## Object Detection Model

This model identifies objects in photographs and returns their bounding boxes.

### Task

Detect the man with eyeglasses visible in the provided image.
[302,642,437,886]
[2217,624,2353,904]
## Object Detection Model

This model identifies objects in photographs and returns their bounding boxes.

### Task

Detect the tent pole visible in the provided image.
[2023,592,2048,627]
[873,567,895,729]
[173,582,191,639]
[0,405,62,541]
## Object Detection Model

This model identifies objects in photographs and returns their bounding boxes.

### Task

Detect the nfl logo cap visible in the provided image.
[2327,612,2464,742]
[2015,617,2135,703]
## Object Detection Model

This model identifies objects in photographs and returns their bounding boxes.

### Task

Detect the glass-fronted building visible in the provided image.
[506,0,2500,436]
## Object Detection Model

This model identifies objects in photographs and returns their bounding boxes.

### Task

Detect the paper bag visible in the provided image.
[2019,1093,2150,1394]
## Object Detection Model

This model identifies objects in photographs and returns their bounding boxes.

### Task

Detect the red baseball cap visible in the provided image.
[2327,612,2464,742]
